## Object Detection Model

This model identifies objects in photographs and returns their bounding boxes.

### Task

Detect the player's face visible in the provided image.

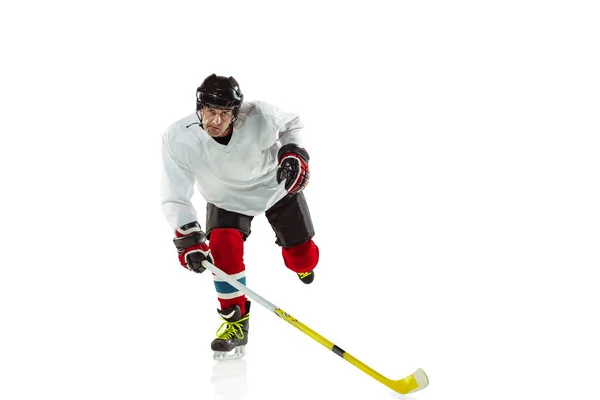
[201,107,234,137]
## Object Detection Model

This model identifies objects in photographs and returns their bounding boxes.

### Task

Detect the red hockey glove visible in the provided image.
[276,144,310,195]
[172,221,213,273]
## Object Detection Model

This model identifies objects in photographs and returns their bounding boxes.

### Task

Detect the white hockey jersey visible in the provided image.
[161,100,304,230]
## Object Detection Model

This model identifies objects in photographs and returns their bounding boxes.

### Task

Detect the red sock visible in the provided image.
[282,239,319,273]
[210,228,247,315]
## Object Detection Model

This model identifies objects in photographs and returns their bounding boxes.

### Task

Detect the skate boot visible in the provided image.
[211,301,250,361]
[297,271,314,284]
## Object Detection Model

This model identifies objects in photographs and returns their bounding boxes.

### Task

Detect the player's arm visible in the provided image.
[270,105,310,195]
[161,136,212,272]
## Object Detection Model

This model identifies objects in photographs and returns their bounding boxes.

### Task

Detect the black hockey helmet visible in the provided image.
[196,74,244,112]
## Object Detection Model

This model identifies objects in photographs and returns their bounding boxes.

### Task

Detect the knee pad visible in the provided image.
[209,228,245,274]
[282,239,319,273]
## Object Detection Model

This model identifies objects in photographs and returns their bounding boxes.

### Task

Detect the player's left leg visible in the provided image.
[265,192,319,284]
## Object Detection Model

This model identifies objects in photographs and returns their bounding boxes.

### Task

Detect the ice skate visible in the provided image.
[211,301,250,361]
[297,270,314,284]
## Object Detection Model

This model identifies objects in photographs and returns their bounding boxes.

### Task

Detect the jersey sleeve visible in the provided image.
[253,100,305,149]
[160,132,198,230]
[274,105,304,148]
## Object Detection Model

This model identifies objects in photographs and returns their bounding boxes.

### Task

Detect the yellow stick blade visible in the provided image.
[390,368,429,394]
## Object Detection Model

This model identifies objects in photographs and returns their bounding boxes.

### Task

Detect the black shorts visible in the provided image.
[205,193,315,248]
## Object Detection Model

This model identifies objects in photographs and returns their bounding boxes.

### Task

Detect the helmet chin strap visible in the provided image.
[196,110,204,130]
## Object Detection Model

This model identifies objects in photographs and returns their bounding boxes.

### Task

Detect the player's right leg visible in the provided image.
[206,203,254,359]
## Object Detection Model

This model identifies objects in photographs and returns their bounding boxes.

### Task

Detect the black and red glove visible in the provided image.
[172,221,213,273]
[276,144,310,195]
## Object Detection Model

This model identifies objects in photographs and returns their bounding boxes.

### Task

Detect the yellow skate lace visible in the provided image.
[215,314,250,340]
[298,272,312,279]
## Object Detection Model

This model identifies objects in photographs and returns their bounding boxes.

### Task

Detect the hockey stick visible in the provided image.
[201,260,429,395]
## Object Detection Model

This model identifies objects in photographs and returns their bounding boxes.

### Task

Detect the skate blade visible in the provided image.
[213,345,246,361]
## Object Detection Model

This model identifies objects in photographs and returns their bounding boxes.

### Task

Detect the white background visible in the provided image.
[1,1,599,399]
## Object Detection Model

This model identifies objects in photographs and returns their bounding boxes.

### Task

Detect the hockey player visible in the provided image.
[161,74,320,360]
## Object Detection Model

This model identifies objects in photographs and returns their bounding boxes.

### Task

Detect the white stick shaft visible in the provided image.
[201,260,279,314]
